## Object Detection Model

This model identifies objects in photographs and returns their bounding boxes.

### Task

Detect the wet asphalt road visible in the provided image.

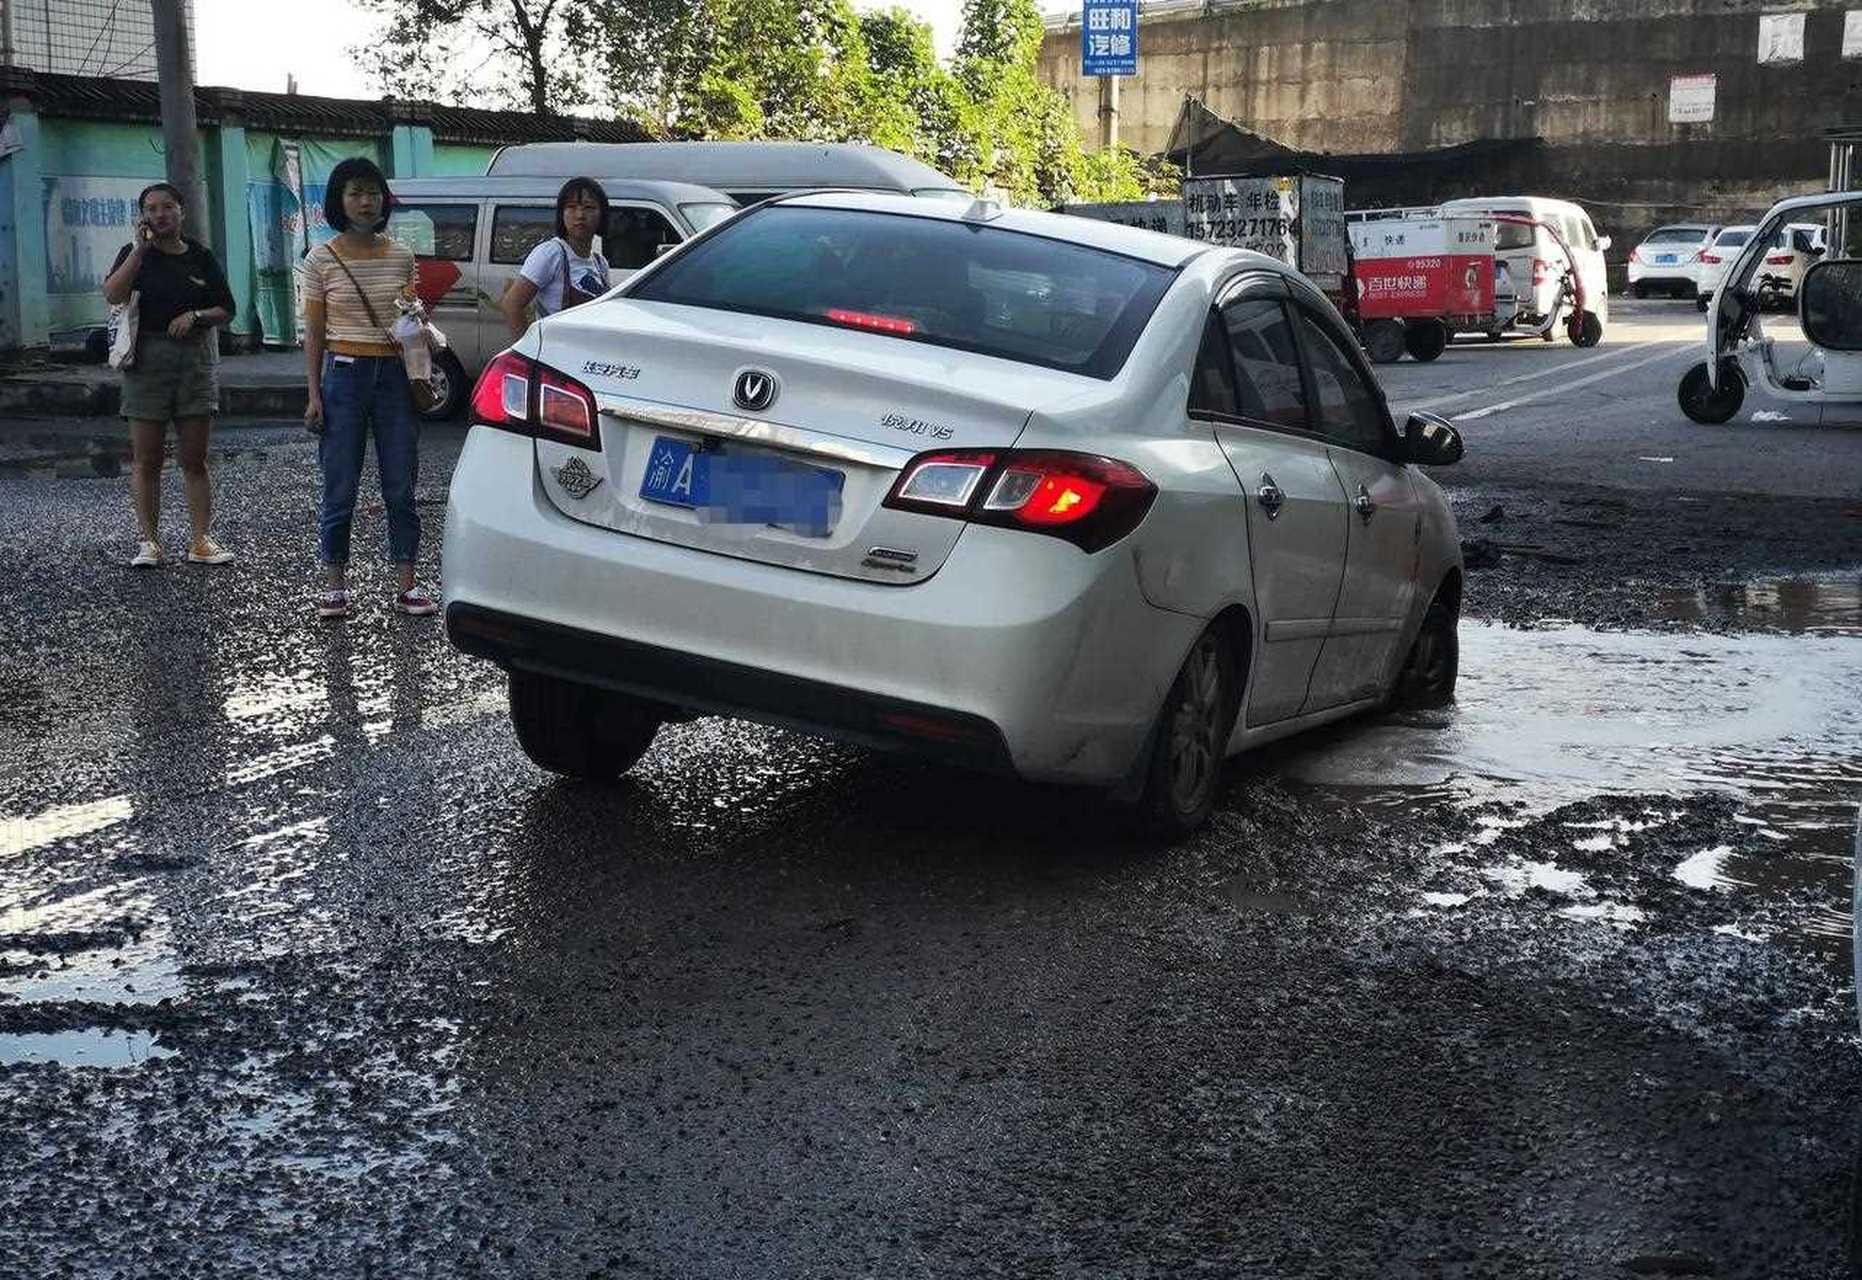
[3,307,1861,1278]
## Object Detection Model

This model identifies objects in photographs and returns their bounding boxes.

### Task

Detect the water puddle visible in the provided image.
[1652,573,1862,636]
[0,1028,177,1069]
[1280,622,1862,940]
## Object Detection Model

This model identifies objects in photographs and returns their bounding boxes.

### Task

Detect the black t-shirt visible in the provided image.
[109,239,236,334]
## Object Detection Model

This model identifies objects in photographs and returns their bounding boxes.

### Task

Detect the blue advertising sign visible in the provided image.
[1081,0,1137,76]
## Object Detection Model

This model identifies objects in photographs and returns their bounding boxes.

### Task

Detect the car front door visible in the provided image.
[1193,276,1351,727]
[1287,297,1423,710]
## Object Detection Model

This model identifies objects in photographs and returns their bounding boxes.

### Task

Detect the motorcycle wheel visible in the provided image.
[1677,360,1744,425]
[1568,310,1604,348]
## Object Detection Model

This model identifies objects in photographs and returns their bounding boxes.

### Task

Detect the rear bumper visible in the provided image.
[441,427,1198,785]
[447,602,1016,772]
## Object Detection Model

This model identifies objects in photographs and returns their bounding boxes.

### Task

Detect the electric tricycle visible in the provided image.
[1679,190,1862,424]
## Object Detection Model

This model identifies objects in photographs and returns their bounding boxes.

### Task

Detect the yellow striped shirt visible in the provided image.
[300,237,418,357]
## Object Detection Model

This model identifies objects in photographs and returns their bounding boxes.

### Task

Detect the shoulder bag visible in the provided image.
[326,242,441,413]
[107,292,139,370]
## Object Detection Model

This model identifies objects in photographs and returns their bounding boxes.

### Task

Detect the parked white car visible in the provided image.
[1756,222,1826,305]
[1692,225,1756,311]
[1627,223,1720,298]
[442,193,1466,833]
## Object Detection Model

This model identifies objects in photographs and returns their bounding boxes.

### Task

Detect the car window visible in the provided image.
[1576,215,1600,250]
[680,202,737,232]
[389,202,477,261]
[1714,230,1752,249]
[1189,313,1238,418]
[631,205,1175,380]
[1494,221,1534,251]
[1220,298,1307,429]
[1792,227,1818,254]
[604,205,681,270]
[491,205,555,265]
[1293,307,1385,453]
[1643,227,1708,246]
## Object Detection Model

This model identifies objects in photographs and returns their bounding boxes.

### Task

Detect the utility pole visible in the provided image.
[1098,74,1119,151]
[150,0,210,244]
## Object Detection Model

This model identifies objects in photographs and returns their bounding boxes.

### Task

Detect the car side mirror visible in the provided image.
[1598,235,1613,252]
[655,242,679,258]
[1405,411,1464,466]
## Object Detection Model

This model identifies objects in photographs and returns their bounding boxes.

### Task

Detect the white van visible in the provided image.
[1438,196,1611,340]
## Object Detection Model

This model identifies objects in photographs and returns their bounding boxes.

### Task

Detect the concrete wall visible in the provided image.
[1041,0,1862,250]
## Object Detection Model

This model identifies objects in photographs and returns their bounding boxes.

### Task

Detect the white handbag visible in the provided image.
[106,292,139,370]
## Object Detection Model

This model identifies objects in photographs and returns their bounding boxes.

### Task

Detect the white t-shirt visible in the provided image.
[518,238,612,316]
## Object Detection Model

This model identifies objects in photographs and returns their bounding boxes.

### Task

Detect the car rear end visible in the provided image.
[1628,225,1714,297]
[442,197,1202,785]
[1693,226,1754,308]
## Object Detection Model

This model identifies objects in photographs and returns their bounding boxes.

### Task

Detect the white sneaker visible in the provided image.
[185,536,235,565]
[129,540,165,568]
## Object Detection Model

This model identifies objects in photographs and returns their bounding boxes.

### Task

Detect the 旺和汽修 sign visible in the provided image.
[1081,0,1138,76]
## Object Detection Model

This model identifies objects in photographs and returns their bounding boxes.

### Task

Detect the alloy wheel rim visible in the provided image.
[1168,636,1223,811]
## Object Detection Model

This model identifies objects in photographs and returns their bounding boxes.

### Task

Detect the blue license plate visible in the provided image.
[1656,255,1676,264]
[639,437,843,537]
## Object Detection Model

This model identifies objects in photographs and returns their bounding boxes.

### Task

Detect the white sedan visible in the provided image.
[442,193,1466,834]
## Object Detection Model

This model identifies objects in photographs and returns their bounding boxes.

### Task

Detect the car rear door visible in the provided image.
[388,199,482,371]
[1196,275,1351,727]
[482,200,556,363]
[1287,296,1422,709]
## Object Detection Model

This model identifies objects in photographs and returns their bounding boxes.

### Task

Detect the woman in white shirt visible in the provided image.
[500,177,613,337]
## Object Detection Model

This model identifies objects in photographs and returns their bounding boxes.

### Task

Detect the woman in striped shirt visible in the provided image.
[300,156,437,619]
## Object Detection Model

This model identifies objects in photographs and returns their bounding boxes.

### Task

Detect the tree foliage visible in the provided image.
[358,0,1170,206]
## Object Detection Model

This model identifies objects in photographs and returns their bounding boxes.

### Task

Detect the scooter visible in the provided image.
[1678,189,1862,425]
[1488,213,1603,348]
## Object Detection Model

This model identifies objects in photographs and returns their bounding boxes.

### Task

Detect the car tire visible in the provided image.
[1569,310,1603,348]
[1364,319,1406,365]
[1395,593,1459,708]
[1677,359,1745,425]
[1139,628,1239,838]
[1632,281,1649,300]
[1404,320,1449,362]
[508,670,664,780]
[419,349,468,421]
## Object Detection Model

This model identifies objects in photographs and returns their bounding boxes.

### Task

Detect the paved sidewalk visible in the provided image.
[0,350,307,418]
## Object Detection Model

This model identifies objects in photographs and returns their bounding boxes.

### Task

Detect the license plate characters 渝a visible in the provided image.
[639,436,844,537]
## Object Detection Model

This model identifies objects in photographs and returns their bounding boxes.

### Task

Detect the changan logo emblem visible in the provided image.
[733,370,777,412]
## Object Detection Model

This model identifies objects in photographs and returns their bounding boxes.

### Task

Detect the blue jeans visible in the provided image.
[318,354,420,568]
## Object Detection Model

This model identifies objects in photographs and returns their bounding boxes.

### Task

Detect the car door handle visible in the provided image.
[1256,474,1285,519]
[1354,483,1377,522]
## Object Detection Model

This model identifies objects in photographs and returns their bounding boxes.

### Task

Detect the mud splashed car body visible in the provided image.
[442,192,1466,833]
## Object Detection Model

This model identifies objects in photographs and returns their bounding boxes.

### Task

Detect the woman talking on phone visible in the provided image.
[101,182,237,568]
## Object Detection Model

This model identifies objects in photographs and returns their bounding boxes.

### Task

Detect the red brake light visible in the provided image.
[1532,257,1551,286]
[826,308,917,335]
[884,448,1156,552]
[468,352,600,449]
[1765,253,1793,265]
[1699,252,1721,264]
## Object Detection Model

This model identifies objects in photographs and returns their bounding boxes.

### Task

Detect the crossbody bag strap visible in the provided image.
[326,242,386,333]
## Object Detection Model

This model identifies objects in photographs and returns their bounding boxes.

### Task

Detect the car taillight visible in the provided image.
[1766,253,1793,265]
[468,351,600,449]
[1699,252,1721,264]
[1532,257,1551,286]
[883,448,1157,553]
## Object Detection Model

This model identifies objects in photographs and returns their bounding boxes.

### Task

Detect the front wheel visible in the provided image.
[1138,628,1239,838]
[1404,319,1449,362]
[1395,594,1459,708]
[1677,359,1745,425]
[1568,309,1603,348]
[508,670,664,780]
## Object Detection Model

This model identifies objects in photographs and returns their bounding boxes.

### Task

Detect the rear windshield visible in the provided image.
[1714,230,1752,248]
[630,205,1176,379]
[1494,222,1535,251]
[1644,227,1709,246]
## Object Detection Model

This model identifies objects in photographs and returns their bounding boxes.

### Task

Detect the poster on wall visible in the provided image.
[1669,74,1716,123]
[1845,10,1862,57]
[1758,12,1805,64]
[246,137,375,344]
[43,176,149,333]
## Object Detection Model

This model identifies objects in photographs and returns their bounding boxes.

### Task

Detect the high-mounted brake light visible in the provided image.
[468,351,601,449]
[826,308,917,335]
[884,448,1156,553]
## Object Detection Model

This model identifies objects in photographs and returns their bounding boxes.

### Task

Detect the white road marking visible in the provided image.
[1408,344,1644,412]
[1451,342,1694,421]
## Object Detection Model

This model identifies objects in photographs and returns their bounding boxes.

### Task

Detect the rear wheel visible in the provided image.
[1404,319,1449,362]
[508,670,664,780]
[1677,359,1745,425]
[1364,319,1406,365]
[1395,593,1459,708]
[1632,281,1649,300]
[1139,628,1239,838]
[1569,309,1604,348]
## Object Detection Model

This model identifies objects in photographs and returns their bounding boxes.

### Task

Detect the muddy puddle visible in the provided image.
[1652,573,1862,636]
[1277,620,1862,943]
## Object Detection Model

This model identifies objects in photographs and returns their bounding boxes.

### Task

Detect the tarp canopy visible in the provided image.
[1164,96,1548,208]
